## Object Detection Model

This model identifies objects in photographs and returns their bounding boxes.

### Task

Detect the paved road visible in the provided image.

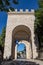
[14,59,43,65]
[0,59,43,65]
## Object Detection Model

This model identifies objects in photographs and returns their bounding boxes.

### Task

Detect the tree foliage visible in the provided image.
[35,0,43,48]
[38,0,43,8]
[0,0,18,11]
[0,27,6,47]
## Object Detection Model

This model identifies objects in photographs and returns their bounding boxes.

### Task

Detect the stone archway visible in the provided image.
[17,43,26,59]
[12,25,32,59]
[4,11,38,59]
[15,40,32,59]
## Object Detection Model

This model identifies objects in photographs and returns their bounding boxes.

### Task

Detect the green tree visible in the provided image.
[0,27,6,47]
[38,0,43,8]
[35,0,43,49]
[0,0,18,11]
[0,27,6,57]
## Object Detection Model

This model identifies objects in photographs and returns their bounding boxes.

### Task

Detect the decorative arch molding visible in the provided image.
[12,25,32,59]
[19,40,31,46]
[12,25,32,43]
[12,25,31,37]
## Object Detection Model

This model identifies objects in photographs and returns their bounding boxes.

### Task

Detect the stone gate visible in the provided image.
[4,9,38,59]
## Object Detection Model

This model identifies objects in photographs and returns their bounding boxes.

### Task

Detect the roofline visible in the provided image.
[8,9,35,15]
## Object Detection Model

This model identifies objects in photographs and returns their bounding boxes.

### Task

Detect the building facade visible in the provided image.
[3,9,39,59]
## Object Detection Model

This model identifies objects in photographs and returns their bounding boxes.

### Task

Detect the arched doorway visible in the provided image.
[17,43,26,59]
[12,25,32,59]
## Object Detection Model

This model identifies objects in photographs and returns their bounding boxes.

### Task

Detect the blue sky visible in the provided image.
[17,43,26,52]
[0,0,38,34]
